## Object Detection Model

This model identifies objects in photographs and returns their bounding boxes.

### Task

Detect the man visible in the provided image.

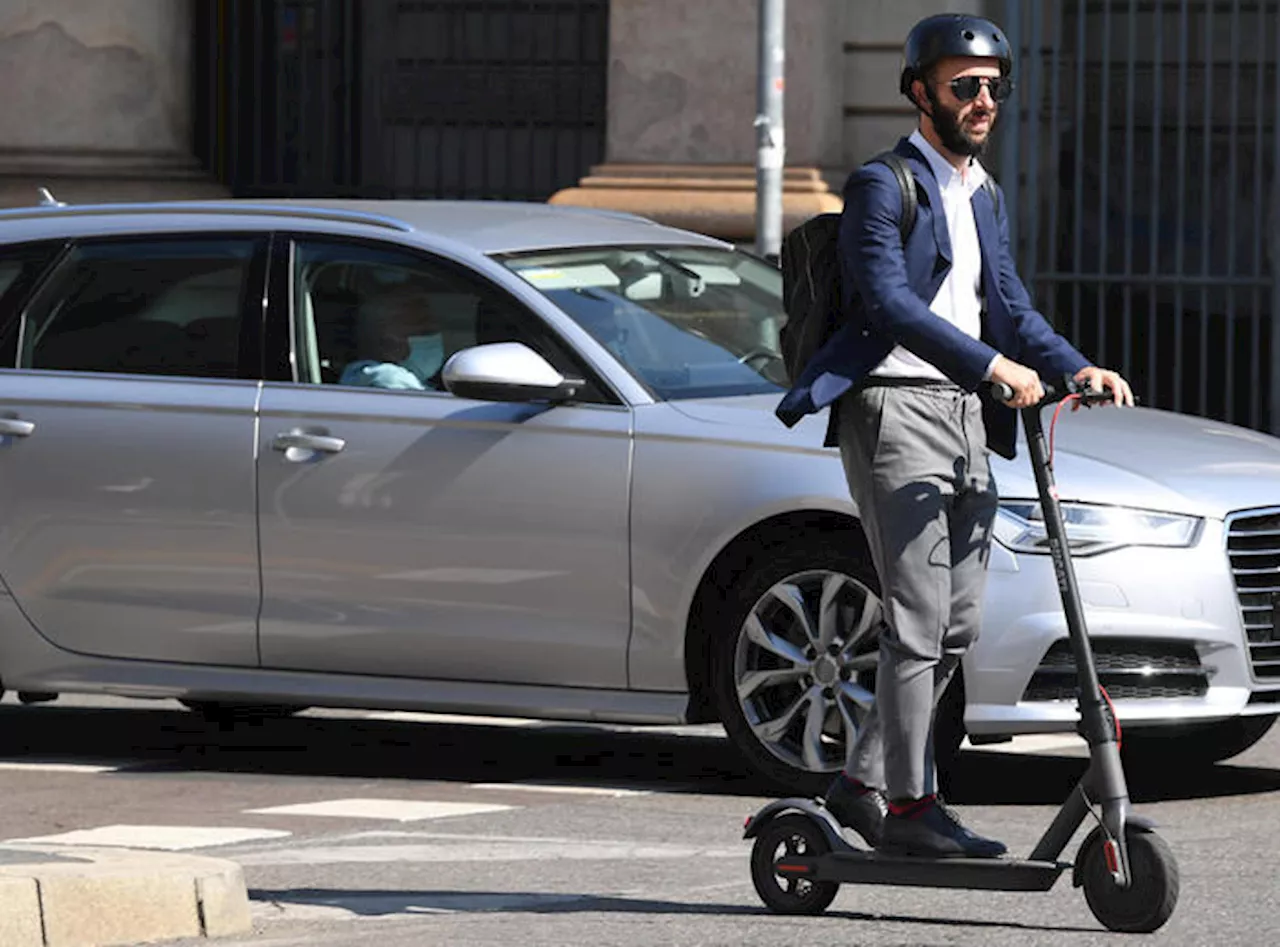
[340,275,447,391]
[776,13,1134,858]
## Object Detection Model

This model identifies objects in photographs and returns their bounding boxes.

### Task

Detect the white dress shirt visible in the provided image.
[870,129,995,381]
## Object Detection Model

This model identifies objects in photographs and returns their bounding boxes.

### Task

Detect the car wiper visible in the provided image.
[650,251,705,297]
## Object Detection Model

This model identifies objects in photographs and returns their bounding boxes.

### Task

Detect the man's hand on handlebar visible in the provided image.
[1071,365,1135,410]
[988,355,1044,408]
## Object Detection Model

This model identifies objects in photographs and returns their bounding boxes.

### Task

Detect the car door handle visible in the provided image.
[272,430,346,454]
[0,418,34,437]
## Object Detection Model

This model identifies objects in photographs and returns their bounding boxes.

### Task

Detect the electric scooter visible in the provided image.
[742,377,1179,934]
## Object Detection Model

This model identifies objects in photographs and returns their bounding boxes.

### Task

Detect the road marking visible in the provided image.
[0,761,119,774]
[236,833,744,867]
[470,782,651,797]
[8,825,292,850]
[964,734,1088,756]
[245,799,515,822]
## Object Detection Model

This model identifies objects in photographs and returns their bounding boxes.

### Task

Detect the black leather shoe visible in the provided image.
[821,774,886,847]
[879,796,1007,858]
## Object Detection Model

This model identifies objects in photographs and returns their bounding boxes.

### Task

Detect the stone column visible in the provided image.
[0,0,226,209]
[550,0,846,241]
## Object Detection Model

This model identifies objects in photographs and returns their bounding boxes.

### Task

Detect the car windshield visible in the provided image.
[499,246,787,400]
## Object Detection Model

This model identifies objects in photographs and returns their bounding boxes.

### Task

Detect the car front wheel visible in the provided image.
[711,538,886,796]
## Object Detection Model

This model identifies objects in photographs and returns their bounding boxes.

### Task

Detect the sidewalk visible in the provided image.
[0,844,250,947]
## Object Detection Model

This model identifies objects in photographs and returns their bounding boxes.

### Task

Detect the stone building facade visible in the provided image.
[550,0,998,240]
[0,0,1274,430]
[0,0,228,208]
[0,0,989,227]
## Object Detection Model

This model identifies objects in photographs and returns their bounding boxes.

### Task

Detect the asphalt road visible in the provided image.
[0,694,1275,946]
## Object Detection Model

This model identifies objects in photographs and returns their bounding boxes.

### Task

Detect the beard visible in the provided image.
[924,85,993,158]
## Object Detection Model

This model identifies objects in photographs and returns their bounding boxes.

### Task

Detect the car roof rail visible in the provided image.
[0,199,416,233]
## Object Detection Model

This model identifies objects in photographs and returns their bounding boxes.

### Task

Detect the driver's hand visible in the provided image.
[988,355,1044,408]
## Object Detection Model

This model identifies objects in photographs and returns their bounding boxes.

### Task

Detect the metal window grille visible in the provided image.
[195,0,609,202]
[997,0,1280,433]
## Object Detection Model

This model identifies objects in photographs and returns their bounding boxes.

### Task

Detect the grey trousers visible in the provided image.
[837,382,998,801]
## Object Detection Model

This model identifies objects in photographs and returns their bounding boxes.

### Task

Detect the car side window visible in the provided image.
[18,236,265,380]
[0,241,63,367]
[292,239,609,402]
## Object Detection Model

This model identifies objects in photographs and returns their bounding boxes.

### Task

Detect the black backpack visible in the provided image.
[776,151,1000,386]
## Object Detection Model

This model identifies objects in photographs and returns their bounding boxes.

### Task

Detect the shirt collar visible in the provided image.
[908,129,987,192]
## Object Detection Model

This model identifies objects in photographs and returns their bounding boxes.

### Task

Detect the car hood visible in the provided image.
[668,394,1280,520]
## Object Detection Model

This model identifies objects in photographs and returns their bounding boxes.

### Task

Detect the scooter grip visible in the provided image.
[988,380,1015,402]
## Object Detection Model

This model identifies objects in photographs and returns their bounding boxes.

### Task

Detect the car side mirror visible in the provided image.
[441,342,584,404]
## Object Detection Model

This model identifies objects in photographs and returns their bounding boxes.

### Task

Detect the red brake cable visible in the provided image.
[1048,393,1081,466]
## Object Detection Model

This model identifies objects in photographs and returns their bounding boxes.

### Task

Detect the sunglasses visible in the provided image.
[946,75,1014,102]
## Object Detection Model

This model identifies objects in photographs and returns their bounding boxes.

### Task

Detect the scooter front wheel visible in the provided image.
[749,813,840,915]
[1079,825,1180,933]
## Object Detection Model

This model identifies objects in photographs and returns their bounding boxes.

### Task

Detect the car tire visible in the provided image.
[1120,713,1277,767]
[709,536,885,797]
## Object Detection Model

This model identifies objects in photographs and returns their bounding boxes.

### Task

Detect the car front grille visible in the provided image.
[1021,638,1209,702]
[1226,508,1280,680]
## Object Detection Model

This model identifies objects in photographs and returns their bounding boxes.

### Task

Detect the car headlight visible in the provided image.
[993,501,1202,556]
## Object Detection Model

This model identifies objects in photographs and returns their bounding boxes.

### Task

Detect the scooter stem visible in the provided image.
[1021,399,1134,887]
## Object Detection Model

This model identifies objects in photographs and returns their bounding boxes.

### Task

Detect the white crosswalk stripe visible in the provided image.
[9,825,292,850]
[0,761,121,774]
[470,781,651,797]
[245,798,515,821]
[963,734,1089,756]
[235,830,744,866]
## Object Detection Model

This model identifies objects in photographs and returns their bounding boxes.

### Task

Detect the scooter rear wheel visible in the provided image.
[1079,825,1179,933]
[750,813,840,915]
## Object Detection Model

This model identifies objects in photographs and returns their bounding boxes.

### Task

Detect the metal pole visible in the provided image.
[755,0,786,261]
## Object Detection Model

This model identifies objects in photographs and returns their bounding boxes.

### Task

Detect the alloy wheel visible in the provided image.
[733,569,882,775]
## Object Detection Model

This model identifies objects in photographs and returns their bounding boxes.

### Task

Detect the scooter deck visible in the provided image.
[777,850,1071,892]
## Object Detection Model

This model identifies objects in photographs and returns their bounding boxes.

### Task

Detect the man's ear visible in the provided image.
[910,77,930,115]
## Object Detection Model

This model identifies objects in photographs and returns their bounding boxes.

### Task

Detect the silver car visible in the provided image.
[0,198,1276,793]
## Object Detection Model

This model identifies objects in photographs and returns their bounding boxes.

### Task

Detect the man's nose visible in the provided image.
[975,83,996,108]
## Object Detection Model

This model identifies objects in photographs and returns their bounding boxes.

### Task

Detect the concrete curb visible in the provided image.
[0,844,251,947]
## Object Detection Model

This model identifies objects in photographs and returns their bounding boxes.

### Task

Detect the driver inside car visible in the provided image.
[340,277,446,391]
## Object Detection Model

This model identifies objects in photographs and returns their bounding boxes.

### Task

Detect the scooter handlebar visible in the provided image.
[986,376,1116,409]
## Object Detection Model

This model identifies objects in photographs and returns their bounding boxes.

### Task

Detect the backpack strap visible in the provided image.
[863,152,1002,242]
[868,151,918,245]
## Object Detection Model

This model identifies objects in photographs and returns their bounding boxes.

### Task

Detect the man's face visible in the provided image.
[917,57,1005,158]
[367,283,437,360]
[382,286,436,337]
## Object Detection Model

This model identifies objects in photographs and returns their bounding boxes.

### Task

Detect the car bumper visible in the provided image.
[964,517,1280,735]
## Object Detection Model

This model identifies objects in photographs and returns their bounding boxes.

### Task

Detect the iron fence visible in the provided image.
[997,0,1280,433]
[195,0,609,202]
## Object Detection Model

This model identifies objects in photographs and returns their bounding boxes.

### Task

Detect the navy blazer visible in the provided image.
[775,137,1090,460]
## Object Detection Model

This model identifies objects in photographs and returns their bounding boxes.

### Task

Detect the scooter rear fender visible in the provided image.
[742,796,848,850]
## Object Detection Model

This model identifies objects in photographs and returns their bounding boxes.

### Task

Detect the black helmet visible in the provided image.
[899,13,1013,98]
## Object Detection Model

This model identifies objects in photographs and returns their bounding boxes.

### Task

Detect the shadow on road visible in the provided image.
[248,885,1103,934]
[941,747,1280,805]
[0,701,1276,806]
